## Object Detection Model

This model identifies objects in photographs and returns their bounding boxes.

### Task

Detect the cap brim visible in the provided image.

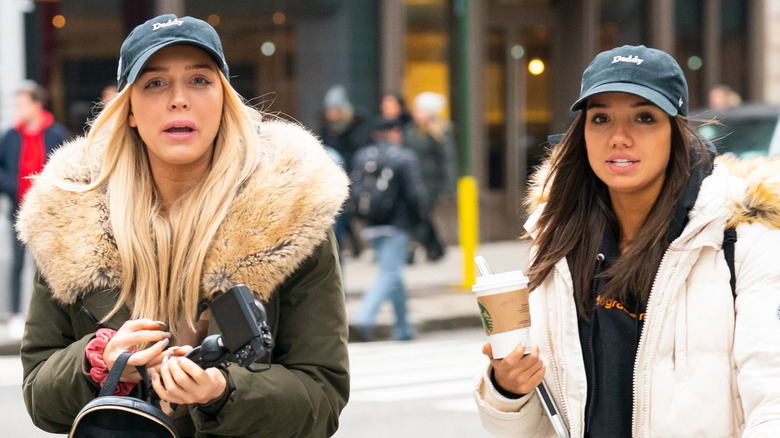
[570,82,678,116]
[125,39,225,88]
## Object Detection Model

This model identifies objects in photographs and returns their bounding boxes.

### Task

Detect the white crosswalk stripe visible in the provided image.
[0,356,23,387]
[347,331,488,410]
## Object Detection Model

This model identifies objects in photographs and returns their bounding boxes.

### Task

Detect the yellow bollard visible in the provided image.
[458,176,479,289]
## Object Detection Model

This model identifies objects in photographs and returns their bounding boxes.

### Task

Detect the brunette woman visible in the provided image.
[475,45,780,437]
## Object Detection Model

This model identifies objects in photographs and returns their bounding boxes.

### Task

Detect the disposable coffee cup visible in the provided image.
[472,269,531,359]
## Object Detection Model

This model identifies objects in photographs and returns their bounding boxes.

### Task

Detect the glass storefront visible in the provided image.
[599,0,649,51]
[15,0,752,241]
[485,1,553,191]
[404,0,450,118]
[26,0,378,137]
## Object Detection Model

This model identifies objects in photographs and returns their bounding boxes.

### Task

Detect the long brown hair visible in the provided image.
[525,113,708,317]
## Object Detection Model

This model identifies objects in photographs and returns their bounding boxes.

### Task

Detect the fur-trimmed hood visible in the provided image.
[525,155,780,231]
[16,120,349,305]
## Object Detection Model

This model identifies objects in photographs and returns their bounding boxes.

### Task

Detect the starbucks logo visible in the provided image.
[479,303,493,334]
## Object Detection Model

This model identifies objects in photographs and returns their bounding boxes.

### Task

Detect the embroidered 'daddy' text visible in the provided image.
[153,18,183,31]
[612,55,644,65]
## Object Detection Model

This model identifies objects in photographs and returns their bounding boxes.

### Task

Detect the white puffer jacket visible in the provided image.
[474,159,780,437]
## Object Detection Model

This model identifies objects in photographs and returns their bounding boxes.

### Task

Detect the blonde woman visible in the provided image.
[18,15,349,437]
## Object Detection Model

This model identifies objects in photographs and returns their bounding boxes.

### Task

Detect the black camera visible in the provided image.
[185,284,274,372]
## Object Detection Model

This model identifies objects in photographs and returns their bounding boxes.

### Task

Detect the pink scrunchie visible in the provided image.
[86,328,137,396]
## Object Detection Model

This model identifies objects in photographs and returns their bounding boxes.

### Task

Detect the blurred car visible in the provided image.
[691,104,780,158]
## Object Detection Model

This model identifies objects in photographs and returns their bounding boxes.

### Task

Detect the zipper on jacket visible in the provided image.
[547,269,574,434]
[78,302,103,330]
[631,245,668,437]
[630,211,719,437]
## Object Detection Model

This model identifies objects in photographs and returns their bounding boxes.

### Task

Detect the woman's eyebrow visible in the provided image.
[586,99,655,109]
[140,63,215,75]
[631,99,655,108]
[140,65,167,74]
[185,63,215,71]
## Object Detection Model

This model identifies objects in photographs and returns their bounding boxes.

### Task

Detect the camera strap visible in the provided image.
[194,299,210,322]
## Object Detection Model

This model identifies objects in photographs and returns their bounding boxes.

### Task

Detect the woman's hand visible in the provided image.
[103,319,170,382]
[149,355,227,405]
[483,342,545,395]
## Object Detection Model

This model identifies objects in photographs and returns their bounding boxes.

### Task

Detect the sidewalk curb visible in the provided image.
[348,314,482,342]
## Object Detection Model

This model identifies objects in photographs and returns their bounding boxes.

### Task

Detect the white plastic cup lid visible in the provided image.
[472,269,529,295]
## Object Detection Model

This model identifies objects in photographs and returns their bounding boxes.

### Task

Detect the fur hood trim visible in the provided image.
[16,120,349,304]
[525,155,780,230]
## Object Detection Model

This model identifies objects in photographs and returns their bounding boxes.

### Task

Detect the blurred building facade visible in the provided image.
[0,0,776,240]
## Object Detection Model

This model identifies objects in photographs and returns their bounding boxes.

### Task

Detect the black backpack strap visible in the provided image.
[135,363,163,408]
[98,351,132,397]
[97,351,162,407]
[723,227,737,300]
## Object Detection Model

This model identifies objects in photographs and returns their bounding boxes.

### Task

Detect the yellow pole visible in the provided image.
[458,176,478,289]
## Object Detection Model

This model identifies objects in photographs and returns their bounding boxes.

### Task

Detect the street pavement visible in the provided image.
[334,327,493,438]
[341,238,530,341]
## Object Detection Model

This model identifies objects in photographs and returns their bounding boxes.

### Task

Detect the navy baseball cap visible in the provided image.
[117,14,229,90]
[571,45,688,116]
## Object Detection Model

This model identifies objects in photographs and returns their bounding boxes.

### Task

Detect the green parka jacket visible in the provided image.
[16,121,351,437]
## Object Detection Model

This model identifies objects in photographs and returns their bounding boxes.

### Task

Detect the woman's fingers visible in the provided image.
[489,342,546,395]
[481,342,493,359]
[127,338,170,367]
[528,362,546,388]
[170,345,194,356]
[118,319,167,332]
[111,329,170,351]
[102,319,169,382]
[152,356,225,405]
[149,369,172,403]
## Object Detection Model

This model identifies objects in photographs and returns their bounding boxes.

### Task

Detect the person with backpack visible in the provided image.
[17,15,350,437]
[349,117,429,341]
[474,45,780,437]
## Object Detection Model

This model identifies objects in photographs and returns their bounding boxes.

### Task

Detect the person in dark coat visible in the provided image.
[17,15,349,437]
[319,84,365,258]
[0,80,69,338]
[350,118,429,341]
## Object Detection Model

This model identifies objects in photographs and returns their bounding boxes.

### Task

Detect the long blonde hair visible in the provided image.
[65,72,261,334]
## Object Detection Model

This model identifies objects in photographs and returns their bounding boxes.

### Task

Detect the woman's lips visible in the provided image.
[166,126,193,134]
[606,157,639,172]
[163,121,196,139]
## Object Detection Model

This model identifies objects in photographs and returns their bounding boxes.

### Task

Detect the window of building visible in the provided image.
[404,0,451,118]
[599,0,649,51]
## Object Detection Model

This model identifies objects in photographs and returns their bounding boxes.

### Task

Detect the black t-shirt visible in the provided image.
[577,228,643,438]
[576,144,715,437]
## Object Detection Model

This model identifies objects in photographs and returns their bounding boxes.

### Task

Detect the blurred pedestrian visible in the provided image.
[319,84,364,258]
[0,80,69,339]
[17,14,349,436]
[319,84,366,172]
[350,118,429,341]
[376,92,412,128]
[404,91,455,262]
[475,45,780,437]
[101,84,118,106]
[324,144,350,264]
[708,84,741,110]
